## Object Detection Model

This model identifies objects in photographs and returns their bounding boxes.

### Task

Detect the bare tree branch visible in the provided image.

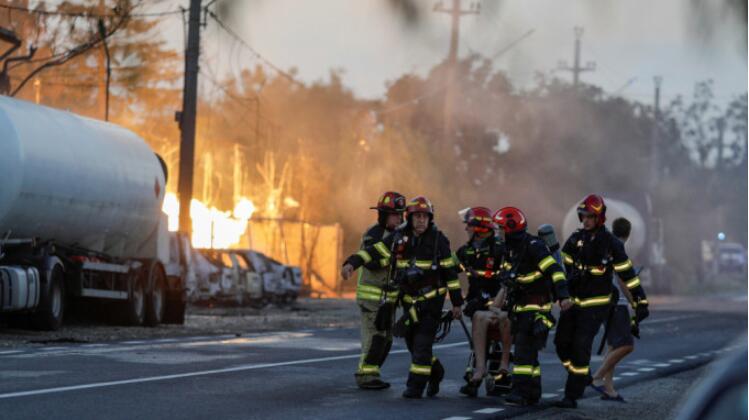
[10,9,131,97]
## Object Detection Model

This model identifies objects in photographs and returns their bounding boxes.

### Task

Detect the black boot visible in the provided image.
[402,387,424,399]
[487,369,512,396]
[504,391,537,407]
[459,380,481,398]
[358,378,391,390]
[554,397,578,408]
[426,359,445,397]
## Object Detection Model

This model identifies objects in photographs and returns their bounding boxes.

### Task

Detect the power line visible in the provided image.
[206,10,303,87]
[198,67,278,126]
[377,28,534,116]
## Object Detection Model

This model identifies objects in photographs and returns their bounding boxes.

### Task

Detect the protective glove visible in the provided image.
[630,316,641,339]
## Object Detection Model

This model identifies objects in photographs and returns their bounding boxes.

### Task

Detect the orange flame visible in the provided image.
[162,192,256,249]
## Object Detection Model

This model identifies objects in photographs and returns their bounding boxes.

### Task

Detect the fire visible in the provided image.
[162,192,256,249]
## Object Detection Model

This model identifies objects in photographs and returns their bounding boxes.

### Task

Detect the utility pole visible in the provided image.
[97,18,111,122]
[650,76,662,189]
[557,26,595,88]
[176,0,202,236]
[434,0,479,148]
[33,78,41,104]
[650,76,664,290]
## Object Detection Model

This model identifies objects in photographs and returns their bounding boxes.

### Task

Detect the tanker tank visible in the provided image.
[0,96,166,259]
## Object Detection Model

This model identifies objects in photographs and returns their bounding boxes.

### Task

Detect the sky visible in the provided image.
[151,0,747,106]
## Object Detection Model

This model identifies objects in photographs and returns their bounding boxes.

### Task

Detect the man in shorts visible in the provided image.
[590,217,642,402]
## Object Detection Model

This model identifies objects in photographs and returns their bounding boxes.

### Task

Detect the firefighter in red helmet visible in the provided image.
[554,194,649,409]
[454,207,513,397]
[493,207,572,406]
[342,196,463,399]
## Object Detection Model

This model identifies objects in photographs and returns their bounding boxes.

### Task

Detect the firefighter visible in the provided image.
[342,196,463,399]
[554,194,649,409]
[493,207,573,406]
[350,191,406,390]
[453,207,513,397]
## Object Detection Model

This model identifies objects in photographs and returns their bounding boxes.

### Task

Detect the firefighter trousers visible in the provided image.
[554,305,609,399]
[511,311,546,401]
[403,296,445,391]
[355,304,393,385]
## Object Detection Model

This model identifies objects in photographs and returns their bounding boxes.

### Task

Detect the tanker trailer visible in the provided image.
[0,96,185,329]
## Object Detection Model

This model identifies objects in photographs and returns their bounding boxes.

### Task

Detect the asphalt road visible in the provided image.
[0,306,744,420]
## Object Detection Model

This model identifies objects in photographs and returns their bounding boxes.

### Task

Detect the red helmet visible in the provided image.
[577,194,606,226]
[370,191,406,213]
[493,207,528,234]
[406,196,434,219]
[463,207,494,232]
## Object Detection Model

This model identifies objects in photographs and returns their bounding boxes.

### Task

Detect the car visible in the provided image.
[239,250,301,304]
[196,249,263,306]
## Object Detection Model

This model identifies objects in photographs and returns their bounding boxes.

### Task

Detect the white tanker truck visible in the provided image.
[0,97,186,330]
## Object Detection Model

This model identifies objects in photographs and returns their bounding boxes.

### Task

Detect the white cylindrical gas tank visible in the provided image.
[0,97,166,259]
[562,197,647,258]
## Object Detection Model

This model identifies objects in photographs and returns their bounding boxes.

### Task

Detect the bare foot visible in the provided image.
[471,368,486,382]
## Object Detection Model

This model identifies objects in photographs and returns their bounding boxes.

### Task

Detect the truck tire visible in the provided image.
[144,261,166,327]
[163,298,186,324]
[123,269,146,326]
[31,265,65,331]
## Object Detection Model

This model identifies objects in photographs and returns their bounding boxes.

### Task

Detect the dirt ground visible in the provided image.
[0,298,360,348]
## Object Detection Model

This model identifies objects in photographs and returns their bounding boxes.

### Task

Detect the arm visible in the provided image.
[560,235,577,275]
[610,238,649,322]
[616,277,635,306]
[531,239,572,310]
[490,287,507,310]
[342,231,395,279]
[611,238,647,304]
[438,234,464,310]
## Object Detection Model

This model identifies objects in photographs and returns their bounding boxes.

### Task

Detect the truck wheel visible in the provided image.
[145,261,166,327]
[124,270,146,326]
[163,298,186,324]
[32,265,65,331]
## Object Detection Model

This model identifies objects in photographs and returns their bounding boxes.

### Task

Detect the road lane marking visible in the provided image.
[121,341,146,345]
[620,372,639,376]
[0,341,468,399]
[442,417,472,420]
[637,367,655,372]
[473,408,504,414]
[541,393,558,399]
[643,315,699,325]
[0,350,22,355]
[613,376,621,380]
[669,359,684,363]
[685,355,698,360]
[652,363,670,367]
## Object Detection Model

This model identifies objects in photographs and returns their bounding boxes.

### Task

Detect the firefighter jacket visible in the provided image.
[355,223,399,311]
[345,223,464,308]
[561,227,648,309]
[502,232,570,313]
[455,235,504,302]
